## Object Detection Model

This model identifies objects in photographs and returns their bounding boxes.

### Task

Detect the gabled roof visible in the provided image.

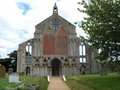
[35,3,75,29]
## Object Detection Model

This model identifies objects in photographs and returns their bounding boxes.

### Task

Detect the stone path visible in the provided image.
[47,77,71,90]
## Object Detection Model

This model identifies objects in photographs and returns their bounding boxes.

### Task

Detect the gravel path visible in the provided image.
[47,77,71,90]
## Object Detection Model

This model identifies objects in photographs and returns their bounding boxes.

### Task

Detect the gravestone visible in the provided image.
[100,66,108,76]
[8,68,13,75]
[0,64,6,78]
[9,73,20,83]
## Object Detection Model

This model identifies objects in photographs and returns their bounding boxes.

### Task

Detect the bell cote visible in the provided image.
[53,3,58,15]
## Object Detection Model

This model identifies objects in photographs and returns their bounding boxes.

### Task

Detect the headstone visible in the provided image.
[18,83,39,90]
[8,68,13,75]
[0,64,6,78]
[100,66,108,76]
[99,64,108,76]
[9,73,20,83]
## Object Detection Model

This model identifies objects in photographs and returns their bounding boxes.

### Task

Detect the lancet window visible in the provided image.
[79,43,86,63]
[26,42,32,56]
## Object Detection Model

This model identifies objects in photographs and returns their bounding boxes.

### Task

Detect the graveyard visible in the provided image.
[0,75,48,90]
[0,72,120,90]
[0,65,48,90]
[0,64,120,90]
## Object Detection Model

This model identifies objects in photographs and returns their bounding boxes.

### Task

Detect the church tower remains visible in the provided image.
[17,4,99,76]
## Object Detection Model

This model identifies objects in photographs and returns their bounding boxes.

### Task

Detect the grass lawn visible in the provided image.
[0,74,48,90]
[66,73,120,90]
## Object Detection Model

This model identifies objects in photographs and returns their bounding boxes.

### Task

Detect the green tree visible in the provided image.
[78,0,120,74]
[0,58,11,72]
[0,50,17,72]
[7,50,17,72]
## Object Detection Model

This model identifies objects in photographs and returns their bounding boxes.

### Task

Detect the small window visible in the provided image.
[83,58,86,63]
[79,58,82,63]
[79,57,86,63]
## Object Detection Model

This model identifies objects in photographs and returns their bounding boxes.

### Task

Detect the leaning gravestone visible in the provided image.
[0,64,6,78]
[9,73,20,83]
[18,83,40,90]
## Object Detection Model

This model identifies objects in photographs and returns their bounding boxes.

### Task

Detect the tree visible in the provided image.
[7,50,17,72]
[78,0,120,74]
[0,58,11,72]
[0,50,17,72]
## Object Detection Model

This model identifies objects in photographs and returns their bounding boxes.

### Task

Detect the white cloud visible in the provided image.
[0,0,86,58]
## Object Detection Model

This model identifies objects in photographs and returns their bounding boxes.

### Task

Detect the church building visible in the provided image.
[17,4,99,76]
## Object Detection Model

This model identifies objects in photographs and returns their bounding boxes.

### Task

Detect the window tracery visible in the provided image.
[79,43,87,63]
[26,42,32,56]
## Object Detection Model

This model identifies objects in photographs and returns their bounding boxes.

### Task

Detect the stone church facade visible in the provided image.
[17,4,99,76]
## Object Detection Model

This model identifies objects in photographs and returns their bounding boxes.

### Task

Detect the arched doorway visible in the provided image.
[26,66,30,75]
[51,58,61,76]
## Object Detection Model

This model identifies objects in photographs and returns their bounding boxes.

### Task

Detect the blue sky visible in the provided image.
[0,0,86,58]
[16,2,31,15]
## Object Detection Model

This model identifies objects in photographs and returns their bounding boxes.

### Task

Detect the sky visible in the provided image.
[0,0,86,58]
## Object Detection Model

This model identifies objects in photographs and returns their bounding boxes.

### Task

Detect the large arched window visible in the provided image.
[26,42,32,56]
[79,43,86,56]
[79,43,86,63]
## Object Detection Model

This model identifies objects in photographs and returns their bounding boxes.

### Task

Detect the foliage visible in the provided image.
[66,73,120,90]
[0,50,17,72]
[0,58,11,72]
[8,50,17,71]
[78,0,120,71]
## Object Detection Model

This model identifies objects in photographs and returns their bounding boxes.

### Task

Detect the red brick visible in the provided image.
[55,27,68,55]
[43,34,55,55]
